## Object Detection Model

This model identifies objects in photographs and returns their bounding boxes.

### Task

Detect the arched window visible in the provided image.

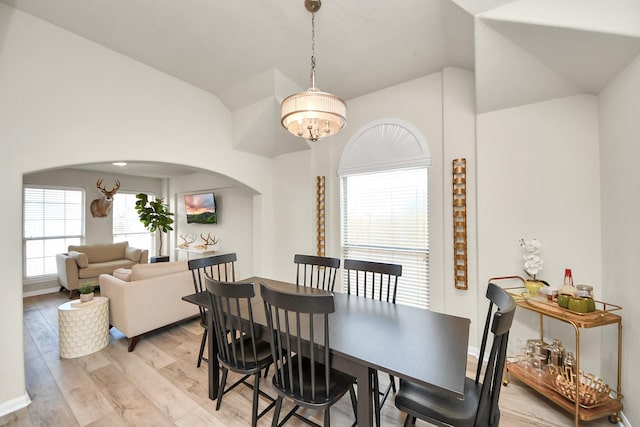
[338,120,431,308]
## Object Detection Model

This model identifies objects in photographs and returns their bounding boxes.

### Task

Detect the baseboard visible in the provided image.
[23,286,61,298]
[0,393,31,417]
[619,411,631,427]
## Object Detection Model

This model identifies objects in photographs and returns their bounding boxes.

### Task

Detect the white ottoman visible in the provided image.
[58,296,110,358]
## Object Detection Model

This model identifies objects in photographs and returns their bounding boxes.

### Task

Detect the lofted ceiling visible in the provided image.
[3,0,640,164]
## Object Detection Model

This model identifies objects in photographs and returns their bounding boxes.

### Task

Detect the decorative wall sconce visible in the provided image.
[316,176,326,257]
[452,159,468,290]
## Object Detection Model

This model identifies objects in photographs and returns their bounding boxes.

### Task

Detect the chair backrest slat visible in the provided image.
[343,259,402,303]
[294,254,340,291]
[189,253,237,287]
[474,282,516,426]
[189,253,237,322]
[260,282,335,401]
[206,277,263,371]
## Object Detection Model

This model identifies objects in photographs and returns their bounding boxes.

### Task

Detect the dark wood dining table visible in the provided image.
[182,276,471,426]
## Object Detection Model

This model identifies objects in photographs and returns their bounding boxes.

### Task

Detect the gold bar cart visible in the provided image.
[491,276,623,426]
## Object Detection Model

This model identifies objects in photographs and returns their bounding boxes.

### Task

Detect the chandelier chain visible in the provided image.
[310,11,316,88]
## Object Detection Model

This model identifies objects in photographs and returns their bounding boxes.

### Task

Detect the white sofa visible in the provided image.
[56,241,148,295]
[99,260,199,351]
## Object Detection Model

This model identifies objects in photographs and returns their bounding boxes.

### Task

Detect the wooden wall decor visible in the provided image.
[452,159,468,290]
[316,176,326,257]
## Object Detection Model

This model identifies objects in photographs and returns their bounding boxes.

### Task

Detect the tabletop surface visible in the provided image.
[184,276,471,397]
[58,296,108,311]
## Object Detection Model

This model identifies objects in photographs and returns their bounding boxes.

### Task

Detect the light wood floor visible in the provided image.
[0,292,619,426]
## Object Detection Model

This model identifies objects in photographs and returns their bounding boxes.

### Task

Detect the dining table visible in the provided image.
[182,276,471,427]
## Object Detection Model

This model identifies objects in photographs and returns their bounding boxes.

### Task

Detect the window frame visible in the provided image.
[112,191,156,255]
[23,184,85,282]
[340,167,430,309]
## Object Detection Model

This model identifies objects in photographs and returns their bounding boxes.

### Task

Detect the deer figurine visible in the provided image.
[178,233,195,249]
[90,179,120,218]
[195,233,219,250]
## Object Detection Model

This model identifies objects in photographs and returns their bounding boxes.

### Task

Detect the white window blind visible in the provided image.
[341,168,429,308]
[23,186,84,278]
[112,192,155,253]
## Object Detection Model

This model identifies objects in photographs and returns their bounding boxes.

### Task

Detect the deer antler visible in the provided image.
[96,179,120,195]
[197,233,219,248]
[178,233,195,249]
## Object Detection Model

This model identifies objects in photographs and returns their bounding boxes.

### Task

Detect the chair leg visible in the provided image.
[389,373,396,393]
[373,371,381,427]
[264,362,271,378]
[251,372,260,427]
[271,397,283,427]
[215,367,229,410]
[324,407,330,427]
[349,385,357,426]
[197,329,207,368]
[403,414,416,427]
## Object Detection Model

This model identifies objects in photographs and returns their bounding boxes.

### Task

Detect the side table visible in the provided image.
[58,296,110,358]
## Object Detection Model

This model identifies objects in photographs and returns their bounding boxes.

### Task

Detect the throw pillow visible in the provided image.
[125,247,142,262]
[113,268,132,282]
[68,251,89,268]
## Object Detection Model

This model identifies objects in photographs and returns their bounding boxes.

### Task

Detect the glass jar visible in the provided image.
[568,297,589,313]
[576,284,593,298]
[569,285,596,313]
[557,294,572,308]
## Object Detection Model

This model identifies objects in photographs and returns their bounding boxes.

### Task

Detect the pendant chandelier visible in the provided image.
[281,0,346,142]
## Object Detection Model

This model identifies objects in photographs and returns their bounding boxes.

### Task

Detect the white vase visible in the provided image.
[80,292,94,303]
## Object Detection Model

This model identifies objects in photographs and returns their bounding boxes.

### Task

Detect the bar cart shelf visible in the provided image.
[492,276,623,426]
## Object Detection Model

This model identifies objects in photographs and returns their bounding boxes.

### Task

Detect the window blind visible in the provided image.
[23,186,84,278]
[112,192,154,253]
[341,168,429,309]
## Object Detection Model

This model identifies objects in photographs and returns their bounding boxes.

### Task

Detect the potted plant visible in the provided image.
[79,281,95,302]
[135,193,174,262]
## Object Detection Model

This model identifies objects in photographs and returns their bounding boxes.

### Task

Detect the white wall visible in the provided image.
[477,95,603,371]
[441,67,479,344]
[170,172,257,279]
[0,4,272,413]
[599,53,640,425]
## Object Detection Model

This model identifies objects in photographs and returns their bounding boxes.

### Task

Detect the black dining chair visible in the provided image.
[394,282,516,427]
[188,252,237,367]
[294,254,340,291]
[343,258,402,426]
[205,277,275,427]
[260,282,357,427]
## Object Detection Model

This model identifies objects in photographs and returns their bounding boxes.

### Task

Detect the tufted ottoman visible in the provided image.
[58,296,110,358]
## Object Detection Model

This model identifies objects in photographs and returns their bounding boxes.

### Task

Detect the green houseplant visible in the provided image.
[79,281,95,302]
[135,193,174,259]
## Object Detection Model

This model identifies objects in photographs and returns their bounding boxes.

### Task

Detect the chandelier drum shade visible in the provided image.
[280,0,346,142]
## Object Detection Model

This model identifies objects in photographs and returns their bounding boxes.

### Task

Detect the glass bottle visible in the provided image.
[564,351,576,375]
[563,268,573,286]
[548,338,565,367]
[558,268,577,308]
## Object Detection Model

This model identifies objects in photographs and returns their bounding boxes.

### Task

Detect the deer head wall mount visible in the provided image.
[90,179,120,218]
